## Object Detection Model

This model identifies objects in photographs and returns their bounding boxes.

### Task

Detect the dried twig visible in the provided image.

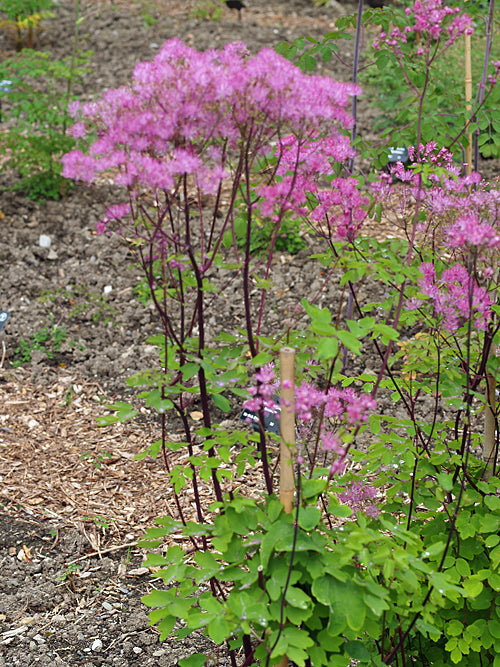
[66,541,138,566]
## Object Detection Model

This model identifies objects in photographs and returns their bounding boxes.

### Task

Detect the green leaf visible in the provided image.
[329,505,354,518]
[207,615,230,644]
[317,336,339,360]
[489,573,500,592]
[301,478,327,499]
[212,392,231,412]
[157,616,176,640]
[142,589,174,607]
[312,577,365,631]
[455,558,471,578]
[345,640,371,662]
[261,520,292,569]
[298,506,322,531]
[179,654,206,667]
[462,577,483,598]
[447,620,463,637]
[437,472,453,491]
[285,586,312,610]
[337,329,362,355]
[363,593,389,616]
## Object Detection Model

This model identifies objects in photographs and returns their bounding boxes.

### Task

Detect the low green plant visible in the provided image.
[81,450,113,470]
[189,0,224,21]
[12,324,69,366]
[136,0,158,27]
[81,514,115,530]
[0,48,91,200]
[56,562,82,581]
[225,208,308,256]
[0,0,55,50]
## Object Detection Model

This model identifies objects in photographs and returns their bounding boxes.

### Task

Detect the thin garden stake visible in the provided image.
[276,346,295,667]
[280,347,295,514]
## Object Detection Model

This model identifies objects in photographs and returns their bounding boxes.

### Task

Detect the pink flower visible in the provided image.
[418,262,492,332]
[446,215,500,249]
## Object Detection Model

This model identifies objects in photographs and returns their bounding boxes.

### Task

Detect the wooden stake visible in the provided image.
[277,347,295,667]
[280,347,295,514]
[465,32,473,175]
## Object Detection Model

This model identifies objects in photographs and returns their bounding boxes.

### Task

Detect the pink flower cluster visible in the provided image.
[374,0,473,55]
[257,135,368,239]
[410,263,492,333]
[337,480,380,519]
[376,142,500,253]
[446,214,500,249]
[62,38,363,239]
[244,365,376,477]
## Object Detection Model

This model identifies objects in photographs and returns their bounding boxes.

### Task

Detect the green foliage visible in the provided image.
[81,450,113,470]
[276,2,500,164]
[189,0,224,21]
[12,324,69,366]
[0,49,91,199]
[142,466,500,665]
[0,0,55,49]
[56,562,82,581]
[0,0,54,22]
[224,206,308,256]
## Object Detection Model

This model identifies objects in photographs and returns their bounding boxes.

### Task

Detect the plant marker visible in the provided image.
[277,347,295,667]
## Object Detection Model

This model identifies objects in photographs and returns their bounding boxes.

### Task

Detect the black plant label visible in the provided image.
[240,399,281,435]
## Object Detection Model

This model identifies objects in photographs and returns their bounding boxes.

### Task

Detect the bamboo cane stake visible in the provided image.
[465,32,473,175]
[280,347,295,514]
[277,347,295,667]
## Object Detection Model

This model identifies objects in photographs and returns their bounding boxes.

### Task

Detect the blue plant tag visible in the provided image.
[0,311,9,333]
[240,398,281,435]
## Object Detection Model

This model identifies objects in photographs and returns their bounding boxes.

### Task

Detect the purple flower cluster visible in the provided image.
[374,0,473,55]
[245,366,376,476]
[337,480,380,519]
[372,138,500,333]
[410,263,492,333]
[257,135,368,239]
[62,38,363,239]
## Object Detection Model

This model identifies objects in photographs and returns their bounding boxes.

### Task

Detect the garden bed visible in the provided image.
[1,0,500,665]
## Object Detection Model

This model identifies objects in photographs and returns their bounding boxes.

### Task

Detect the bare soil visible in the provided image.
[0,1,499,665]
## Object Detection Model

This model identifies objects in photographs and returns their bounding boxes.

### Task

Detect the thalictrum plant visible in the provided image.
[62,0,500,664]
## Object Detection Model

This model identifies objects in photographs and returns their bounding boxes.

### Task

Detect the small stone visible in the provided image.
[32,634,45,644]
[91,638,103,652]
[103,285,113,294]
[39,235,51,248]
[47,249,58,260]
[153,649,166,657]
[102,601,113,612]
[132,647,142,654]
